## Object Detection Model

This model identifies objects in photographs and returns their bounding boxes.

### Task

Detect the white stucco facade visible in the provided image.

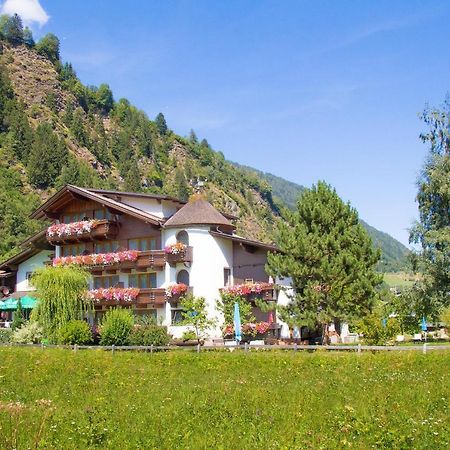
[16,251,53,292]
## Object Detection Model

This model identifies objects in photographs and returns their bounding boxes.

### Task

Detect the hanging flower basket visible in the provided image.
[53,250,139,267]
[87,287,140,303]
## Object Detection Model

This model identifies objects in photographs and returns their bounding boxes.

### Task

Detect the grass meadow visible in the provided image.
[0,347,448,449]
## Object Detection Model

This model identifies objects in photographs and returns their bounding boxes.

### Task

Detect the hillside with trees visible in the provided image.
[0,13,408,271]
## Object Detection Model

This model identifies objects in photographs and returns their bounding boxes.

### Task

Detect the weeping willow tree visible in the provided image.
[31,265,91,334]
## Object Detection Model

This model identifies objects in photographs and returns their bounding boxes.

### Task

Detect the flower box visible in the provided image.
[53,250,139,267]
[165,246,193,265]
[165,283,189,298]
[47,219,118,244]
[88,287,140,303]
[221,282,276,300]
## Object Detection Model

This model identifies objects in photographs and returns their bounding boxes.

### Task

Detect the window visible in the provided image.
[62,244,86,257]
[176,269,189,285]
[176,230,189,246]
[94,209,114,220]
[128,238,157,251]
[62,213,88,223]
[26,272,33,288]
[128,273,157,289]
[223,268,231,287]
[134,309,157,323]
[93,276,120,289]
[94,241,119,254]
[171,303,185,324]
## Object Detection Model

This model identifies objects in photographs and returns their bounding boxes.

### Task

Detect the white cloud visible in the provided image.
[1,0,49,27]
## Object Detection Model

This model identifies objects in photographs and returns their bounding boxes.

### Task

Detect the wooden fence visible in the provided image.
[2,342,450,354]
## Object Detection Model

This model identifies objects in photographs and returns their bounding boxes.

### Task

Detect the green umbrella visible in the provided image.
[20,295,38,309]
[0,298,18,310]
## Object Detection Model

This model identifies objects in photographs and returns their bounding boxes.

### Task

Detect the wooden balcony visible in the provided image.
[47,220,119,245]
[166,286,193,303]
[90,251,166,275]
[166,246,193,265]
[247,287,277,302]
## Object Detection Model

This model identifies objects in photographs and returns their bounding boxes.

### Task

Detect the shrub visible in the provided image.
[356,313,401,345]
[128,325,170,346]
[11,299,25,330]
[99,308,134,346]
[0,328,12,343]
[181,330,197,341]
[11,322,43,344]
[58,320,92,345]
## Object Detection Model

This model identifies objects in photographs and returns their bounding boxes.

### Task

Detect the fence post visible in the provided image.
[294,343,298,352]
[112,344,115,355]
[73,344,78,353]
[244,342,248,353]
[197,343,201,353]
[150,344,153,354]
[357,343,361,355]
[423,342,427,354]
[41,343,44,350]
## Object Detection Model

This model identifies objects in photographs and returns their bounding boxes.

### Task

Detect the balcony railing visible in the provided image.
[91,251,167,273]
[47,219,119,245]
[221,282,277,301]
[89,286,192,307]
[165,246,193,265]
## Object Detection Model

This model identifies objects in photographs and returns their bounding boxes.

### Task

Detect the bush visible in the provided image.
[356,313,401,345]
[0,328,12,343]
[58,320,92,345]
[181,330,197,341]
[128,325,170,346]
[11,322,43,344]
[99,308,134,346]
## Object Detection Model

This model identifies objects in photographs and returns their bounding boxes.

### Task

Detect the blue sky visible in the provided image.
[6,0,450,245]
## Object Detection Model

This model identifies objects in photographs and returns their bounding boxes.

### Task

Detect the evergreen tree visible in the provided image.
[123,159,141,192]
[155,112,168,135]
[35,33,60,63]
[23,26,34,47]
[58,157,100,188]
[8,102,33,161]
[95,83,114,115]
[70,109,89,147]
[189,129,198,144]
[3,14,23,45]
[27,123,67,188]
[267,181,382,336]
[409,98,450,316]
[174,167,190,201]
[11,299,25,330]
[136,119,153,158]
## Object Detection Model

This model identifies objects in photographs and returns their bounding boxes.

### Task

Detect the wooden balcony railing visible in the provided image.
[47,219,119,245]
[166,246,193,265]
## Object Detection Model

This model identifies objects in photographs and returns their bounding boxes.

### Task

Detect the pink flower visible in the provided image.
[165,283,188,298]
[164,242,187,255]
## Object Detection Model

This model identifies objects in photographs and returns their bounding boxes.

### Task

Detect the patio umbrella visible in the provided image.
[0,298,17,310]
[20,296,38,309]
[233,302,242,343]
[421,317,427,332]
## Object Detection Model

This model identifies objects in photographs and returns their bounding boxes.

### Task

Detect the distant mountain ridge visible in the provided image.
[233,163,410,272]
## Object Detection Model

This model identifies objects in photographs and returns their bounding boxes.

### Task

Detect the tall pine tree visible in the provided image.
[267,181,382,336]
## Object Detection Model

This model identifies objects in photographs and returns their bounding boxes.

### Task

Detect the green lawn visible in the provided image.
[383,272,420,288]
[0,348,449,449]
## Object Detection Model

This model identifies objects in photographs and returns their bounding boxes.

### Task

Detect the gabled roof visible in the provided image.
[164,197,235,229]
[30,185,163,226]
[87,188,186,205]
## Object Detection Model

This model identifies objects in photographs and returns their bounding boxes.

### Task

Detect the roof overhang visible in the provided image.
[209,230,278,252]
[30,185,163,226]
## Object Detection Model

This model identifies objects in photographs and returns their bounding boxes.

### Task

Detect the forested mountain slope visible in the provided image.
[0,17,409,271]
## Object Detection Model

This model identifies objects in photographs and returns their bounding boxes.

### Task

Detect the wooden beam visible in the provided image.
[43,211,60,220]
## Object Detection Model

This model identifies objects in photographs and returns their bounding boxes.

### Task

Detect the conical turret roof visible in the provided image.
[164,197,234,229]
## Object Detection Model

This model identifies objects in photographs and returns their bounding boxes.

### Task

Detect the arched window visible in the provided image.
[176,230,189,246]
[176,269,190,285]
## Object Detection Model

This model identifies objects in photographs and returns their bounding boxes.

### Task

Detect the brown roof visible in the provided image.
[209,230,278,252]
[30,185,163,226]
[164,198,235,229]
[87,188,186,205]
